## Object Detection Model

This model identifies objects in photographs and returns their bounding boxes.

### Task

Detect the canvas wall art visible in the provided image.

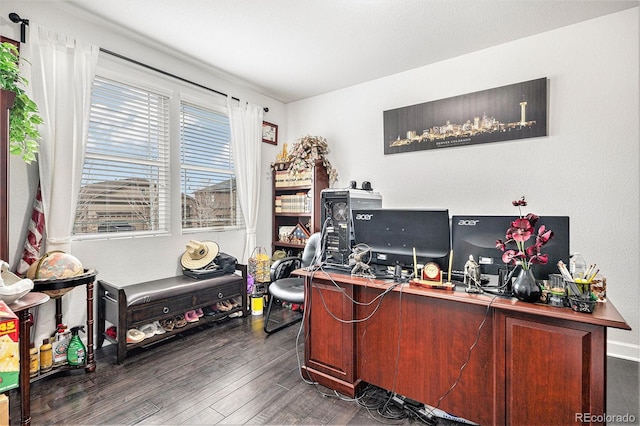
[383,78,548,155]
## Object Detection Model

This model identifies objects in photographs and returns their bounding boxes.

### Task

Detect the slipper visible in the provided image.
[184,310,199,323]
[195,308,204,317]
[153,320,166,335]
[126,328,145,344]
[139,323,156,339]
[217,301,232,312]
[106,326,117,339]
[229,311,243,318]
[203,306,219,316]
[174,314,187,328]
[159,318,174,332]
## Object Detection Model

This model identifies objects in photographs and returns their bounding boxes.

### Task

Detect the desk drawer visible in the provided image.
[193,280,242,306]
[128,294,193,324]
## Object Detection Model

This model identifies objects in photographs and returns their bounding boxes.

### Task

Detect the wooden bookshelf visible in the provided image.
[272,159,328,256]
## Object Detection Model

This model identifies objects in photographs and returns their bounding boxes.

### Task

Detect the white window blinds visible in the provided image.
[180,102,240,229]
[73,76,170,235]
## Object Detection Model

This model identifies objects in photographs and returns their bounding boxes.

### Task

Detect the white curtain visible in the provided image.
[20,24,98,344]
[227,100,263,263]
[21,23,99,253]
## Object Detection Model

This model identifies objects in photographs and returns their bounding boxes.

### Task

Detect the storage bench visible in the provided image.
[97,264,247,364]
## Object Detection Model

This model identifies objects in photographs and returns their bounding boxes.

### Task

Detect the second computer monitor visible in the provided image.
[451,215,570,280]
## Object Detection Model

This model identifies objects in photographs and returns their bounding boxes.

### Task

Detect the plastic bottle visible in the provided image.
[251,286,263,316]
[570,253,587,279]
[40,337,53,373]
[29,343,39,377]
[53,324,70,366]
[67,326,87,366]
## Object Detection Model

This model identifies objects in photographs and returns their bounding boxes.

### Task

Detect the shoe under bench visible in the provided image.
[97,264,248,364]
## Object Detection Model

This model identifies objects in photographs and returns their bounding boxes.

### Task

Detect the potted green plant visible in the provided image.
[0,41,42,164]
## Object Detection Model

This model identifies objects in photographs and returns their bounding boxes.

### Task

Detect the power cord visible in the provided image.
[425,294,497,418]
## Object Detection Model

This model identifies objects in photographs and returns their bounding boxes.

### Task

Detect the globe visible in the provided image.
[27,251,84,280]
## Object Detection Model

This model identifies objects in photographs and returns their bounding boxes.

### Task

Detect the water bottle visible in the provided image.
[570,253,587,279]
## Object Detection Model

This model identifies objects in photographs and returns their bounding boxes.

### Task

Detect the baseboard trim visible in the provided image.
[607,340,640,362]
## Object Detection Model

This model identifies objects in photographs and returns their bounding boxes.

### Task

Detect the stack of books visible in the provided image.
[274,193,310,213]
[274,169,312,187]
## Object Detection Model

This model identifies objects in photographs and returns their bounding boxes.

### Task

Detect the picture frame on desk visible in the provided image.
[262,121,278,145]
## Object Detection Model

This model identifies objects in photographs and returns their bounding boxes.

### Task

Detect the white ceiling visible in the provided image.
[63,0,638,103]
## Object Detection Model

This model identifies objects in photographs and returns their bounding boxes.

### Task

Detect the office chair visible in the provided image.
[263,232,321,334]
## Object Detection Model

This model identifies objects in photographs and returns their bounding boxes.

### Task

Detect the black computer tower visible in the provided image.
[320,189,382,267]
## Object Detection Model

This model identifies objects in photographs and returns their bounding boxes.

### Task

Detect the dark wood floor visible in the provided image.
[9,307,639,425]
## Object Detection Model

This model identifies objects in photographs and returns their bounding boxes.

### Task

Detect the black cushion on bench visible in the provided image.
[124,273,243,306]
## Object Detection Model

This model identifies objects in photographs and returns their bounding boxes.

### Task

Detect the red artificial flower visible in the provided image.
[510,218,534,242]
[529,253,549,265]
[512,197,527,207]
[536,225,554,245]
[499,196,553,271]
[502,249,526,265]
[525,243,540,258]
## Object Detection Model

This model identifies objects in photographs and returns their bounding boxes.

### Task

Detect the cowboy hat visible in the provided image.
[180,240,219,270]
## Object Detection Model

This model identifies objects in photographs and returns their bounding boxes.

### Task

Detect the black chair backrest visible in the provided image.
[301,233,321,268]
[270,232,321,282]
[271,258,301,281]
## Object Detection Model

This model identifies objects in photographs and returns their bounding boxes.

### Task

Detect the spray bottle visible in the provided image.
[67,326,87,366]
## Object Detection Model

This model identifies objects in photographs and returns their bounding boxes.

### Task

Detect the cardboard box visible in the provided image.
[0,301,19,393]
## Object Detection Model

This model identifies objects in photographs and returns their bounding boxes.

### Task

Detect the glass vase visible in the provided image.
[512,267,542,303]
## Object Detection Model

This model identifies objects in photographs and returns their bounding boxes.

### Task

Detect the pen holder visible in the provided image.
[565,279,590,298]
[565,279,597,313]
[568,295,596,313]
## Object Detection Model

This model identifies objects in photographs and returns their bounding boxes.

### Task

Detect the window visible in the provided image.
[180,102,240,229]
[73,76,170,235]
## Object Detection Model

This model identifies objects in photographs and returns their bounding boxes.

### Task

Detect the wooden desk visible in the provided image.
[298,270,631,426]
[9,292,50,426]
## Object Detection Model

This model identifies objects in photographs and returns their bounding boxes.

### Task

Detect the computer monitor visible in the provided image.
[352,208,451,272]
[451,215,570,280]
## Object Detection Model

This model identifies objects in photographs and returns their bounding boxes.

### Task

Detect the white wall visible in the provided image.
[284,8,639,360]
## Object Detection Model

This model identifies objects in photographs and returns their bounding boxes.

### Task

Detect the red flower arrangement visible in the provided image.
[496,196,554,271]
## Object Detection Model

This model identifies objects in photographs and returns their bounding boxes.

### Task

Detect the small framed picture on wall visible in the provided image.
[262,121,278,145]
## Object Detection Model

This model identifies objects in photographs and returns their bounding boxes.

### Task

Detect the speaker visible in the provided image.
[321,189,382,267]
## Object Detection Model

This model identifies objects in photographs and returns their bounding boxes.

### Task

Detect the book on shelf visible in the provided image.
[274,193,310,213]
[275,169,312,187]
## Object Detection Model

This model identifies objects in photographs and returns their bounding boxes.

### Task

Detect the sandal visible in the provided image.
[203,306,219,316]
[184,310,199,323]
[217,301,232,312]
[126,328,145,344]
[139,323,156,339]
[153,320,166,335]
[159,318,174,332]
[174,314,187,328]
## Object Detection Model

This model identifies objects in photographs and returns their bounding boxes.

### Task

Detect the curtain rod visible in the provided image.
[100,47,268,113]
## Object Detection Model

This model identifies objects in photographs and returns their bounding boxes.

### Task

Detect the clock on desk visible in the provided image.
[422,262,442,282]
